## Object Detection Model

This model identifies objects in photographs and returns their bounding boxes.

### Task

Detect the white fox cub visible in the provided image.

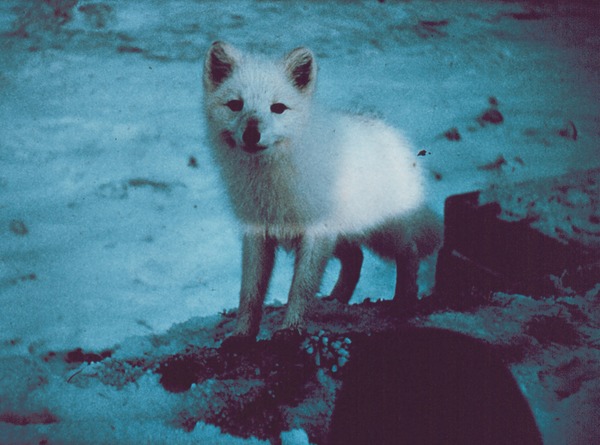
[202,41,442,341]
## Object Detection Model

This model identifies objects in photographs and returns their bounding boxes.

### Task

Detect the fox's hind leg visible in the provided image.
[393,207,443,305]
[330,241,363,304]
[394,241,419,306]
[366,220,420,306]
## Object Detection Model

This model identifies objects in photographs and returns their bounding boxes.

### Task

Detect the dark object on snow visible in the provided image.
[9,219,28,236]
[558,120,577,141]
[128,178,171,192]
[477,155,507,171]
[117,45,144,54]
[330,328,542,445]
[444,127,461,141]
[64,347,112,364]
[416,19,449,38]
[157,334,314,442]
[435,168,600,298]
[478,108,504,125]
[157,334,310,394]
[0,409,59,426]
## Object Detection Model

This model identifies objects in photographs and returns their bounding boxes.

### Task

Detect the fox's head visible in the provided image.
[203,42,317,155]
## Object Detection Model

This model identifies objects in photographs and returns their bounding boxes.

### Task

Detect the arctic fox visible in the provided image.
[202,42,441,342]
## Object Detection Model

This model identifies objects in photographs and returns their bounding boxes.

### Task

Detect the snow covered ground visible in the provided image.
[0,1,598,443]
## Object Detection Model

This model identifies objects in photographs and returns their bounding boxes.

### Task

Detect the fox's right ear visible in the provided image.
[204,41,239,92]
[284,47,317,95]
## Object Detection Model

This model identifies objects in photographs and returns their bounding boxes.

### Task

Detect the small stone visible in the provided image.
[9,220,28,236]
[477,155,507,171]
[188,156,199,168]
[558,120,577,141]
[444,127,461,141]
[479,109,504,125]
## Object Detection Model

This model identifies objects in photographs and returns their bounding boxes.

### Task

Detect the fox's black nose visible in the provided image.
[242,122,261,147]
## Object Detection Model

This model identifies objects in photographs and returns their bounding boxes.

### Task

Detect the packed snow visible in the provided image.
[0,1,598,444]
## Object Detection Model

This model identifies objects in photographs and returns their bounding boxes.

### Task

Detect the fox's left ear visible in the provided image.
[283,47,317,94]
[204,41,240,92]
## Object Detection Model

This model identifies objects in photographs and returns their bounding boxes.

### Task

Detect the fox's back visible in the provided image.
[322,113,424,235]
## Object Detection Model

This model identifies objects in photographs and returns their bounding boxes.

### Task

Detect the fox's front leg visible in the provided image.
[282,235,335,331]
[233,232,276,338]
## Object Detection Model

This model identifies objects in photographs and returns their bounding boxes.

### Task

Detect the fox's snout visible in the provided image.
[241,119,267,153]
[242,119,261,145]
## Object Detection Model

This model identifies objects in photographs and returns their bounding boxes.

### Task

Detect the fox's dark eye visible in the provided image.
[270,103,289,114]
[226,100,244,112]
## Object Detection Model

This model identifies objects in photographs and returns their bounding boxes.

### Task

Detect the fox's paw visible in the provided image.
[321,294,346,304]
[271,327,305,347]
[220,334,256,353]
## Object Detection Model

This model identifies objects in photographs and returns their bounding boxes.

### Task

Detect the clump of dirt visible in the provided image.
[64,347,113,364]
[153,298,417,443]
[156,327,351,442]
[477,97,504,126]
[444,127,461,141]
[478,108,504,125]
[525,314,581,347]
[9,219,28,236]
[477,154,507,171]
[0,409,58,426]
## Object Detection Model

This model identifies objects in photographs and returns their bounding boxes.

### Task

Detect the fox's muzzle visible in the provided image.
[242,120,267,153]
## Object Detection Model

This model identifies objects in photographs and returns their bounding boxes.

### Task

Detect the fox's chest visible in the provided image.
[227,157,330,229]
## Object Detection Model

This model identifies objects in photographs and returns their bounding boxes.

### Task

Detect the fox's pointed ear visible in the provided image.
[204,41,240,91]
[284,47,317,94]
